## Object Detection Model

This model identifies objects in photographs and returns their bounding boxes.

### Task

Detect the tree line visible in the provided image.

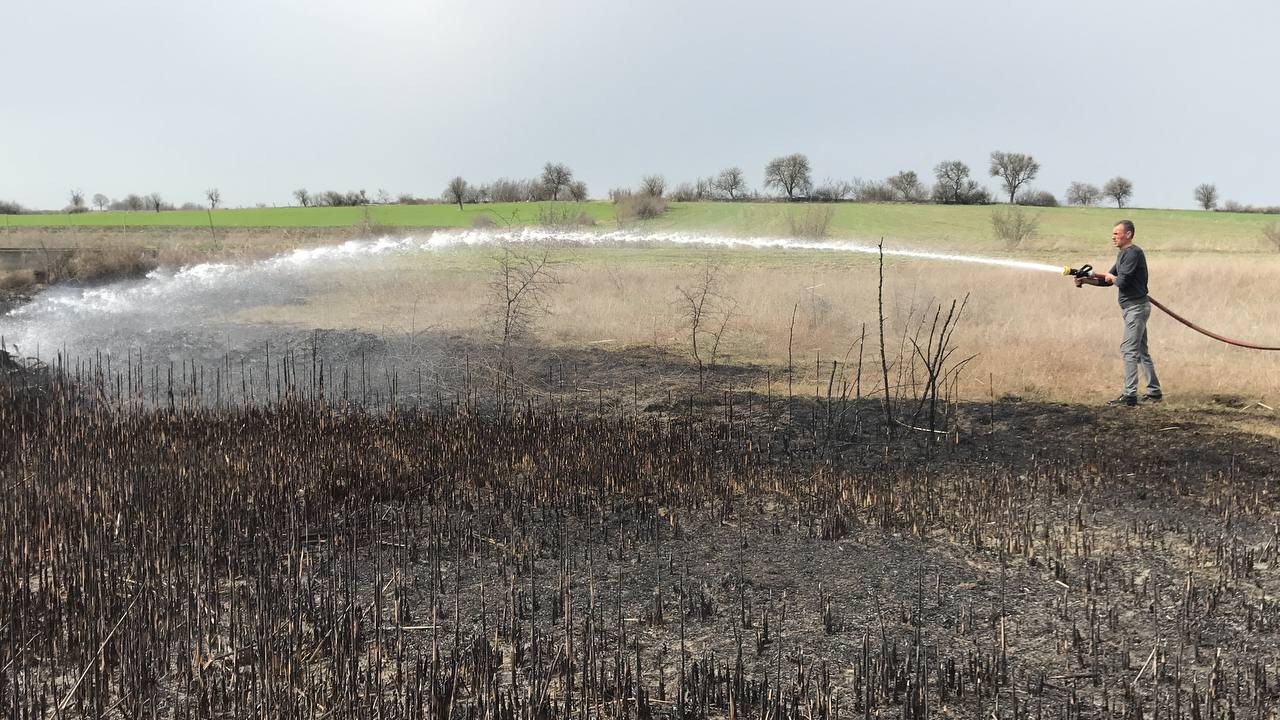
[3,153,1277,215]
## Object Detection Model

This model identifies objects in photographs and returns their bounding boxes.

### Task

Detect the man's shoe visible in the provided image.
[1107,395,1138,407]
[1140,394,1163,404]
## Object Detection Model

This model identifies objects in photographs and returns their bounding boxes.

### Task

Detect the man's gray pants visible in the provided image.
[1120,298,1161,398]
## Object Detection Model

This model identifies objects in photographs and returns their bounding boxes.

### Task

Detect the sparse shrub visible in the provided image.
[63,246,158,283]
[616,194,668,222]
[675,257,738,384]
[851,179,897,203]
[991,205,1040,248]
[811,180,853,202]
[1219,200,1280,214]
[0,269,36,289]
[356,206,392,237]
[1264,222,1280,251]
[537,204,591,229]
[318,190,370,207]
[487,246,562,366]
[787,204,835,238]
[576,212,596,227]
[472,214,497,229]
[1016,189,1058,207]
[669,183,699,202]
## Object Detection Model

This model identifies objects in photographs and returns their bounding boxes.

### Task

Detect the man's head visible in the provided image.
[1111,220,1135,249]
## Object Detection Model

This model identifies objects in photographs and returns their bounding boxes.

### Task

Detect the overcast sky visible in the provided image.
[3,0,1277,211]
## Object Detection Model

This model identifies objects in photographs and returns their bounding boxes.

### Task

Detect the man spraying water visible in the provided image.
[1071,220,1163,406]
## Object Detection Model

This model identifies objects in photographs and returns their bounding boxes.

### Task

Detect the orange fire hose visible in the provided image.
[1147,296,1280,351]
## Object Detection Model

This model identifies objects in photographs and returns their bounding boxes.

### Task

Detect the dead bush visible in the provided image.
[991,205,1040,249]
[537,204,595,230]
[0,269,36,289]
[786,205,835,238]
[65,246,159,283]
[1016,189,1058,207]
[472,214,498,229]
[851,179,897,203]
[616,194,668,222]
[1264,222,1280,251]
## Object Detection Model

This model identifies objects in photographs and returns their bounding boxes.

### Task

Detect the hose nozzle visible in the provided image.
[1063,264,1093,278]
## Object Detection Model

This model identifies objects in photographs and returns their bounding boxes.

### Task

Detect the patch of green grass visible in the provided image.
[0,202,618,229]
[652,202,1278,254]
[4,201,1276,255]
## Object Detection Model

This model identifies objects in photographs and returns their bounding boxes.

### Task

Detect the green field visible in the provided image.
[0,202,616,229]
[4,201,1277,254]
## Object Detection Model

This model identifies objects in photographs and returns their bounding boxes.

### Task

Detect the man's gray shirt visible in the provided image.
[1109,244,1149,304]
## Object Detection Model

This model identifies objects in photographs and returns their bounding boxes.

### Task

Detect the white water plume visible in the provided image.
[0,229,1061,359]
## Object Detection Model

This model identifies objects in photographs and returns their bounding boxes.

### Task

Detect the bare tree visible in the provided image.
[92,193,108,211]
[1194,183,1218,211]
[713,167,746,200]
[675,258,737,387]
[1066,181,1102,206]
[464,184,490,204]
[541,162,573,200]
[445,176,468,210]
[124,193,145,211]
[885,170,925,202]
[69,189,85,211]
[640,175,665,198]
[148,192,164,213]
[1103,177,1134,208]
[205,188,221,210]
[293,188,311,207]
[376,188,392,205]
[763,153,812,200]
[488,247,562,367]
[988,151,1040,204]
[932,160,989,204]
[567,180,589,201]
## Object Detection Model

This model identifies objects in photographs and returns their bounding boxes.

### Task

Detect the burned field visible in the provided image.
[2,350,1278,720]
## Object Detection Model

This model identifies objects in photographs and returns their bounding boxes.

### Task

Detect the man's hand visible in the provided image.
[1074,274,1113,288]
[1102,272,1117,284]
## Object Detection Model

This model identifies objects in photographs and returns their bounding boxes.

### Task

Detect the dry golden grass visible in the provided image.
[0,268,36,289]
[235,248,1280,407]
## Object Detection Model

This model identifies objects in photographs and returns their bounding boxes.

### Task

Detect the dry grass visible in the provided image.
[0,268,36,289]
[234,249,1280,407]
